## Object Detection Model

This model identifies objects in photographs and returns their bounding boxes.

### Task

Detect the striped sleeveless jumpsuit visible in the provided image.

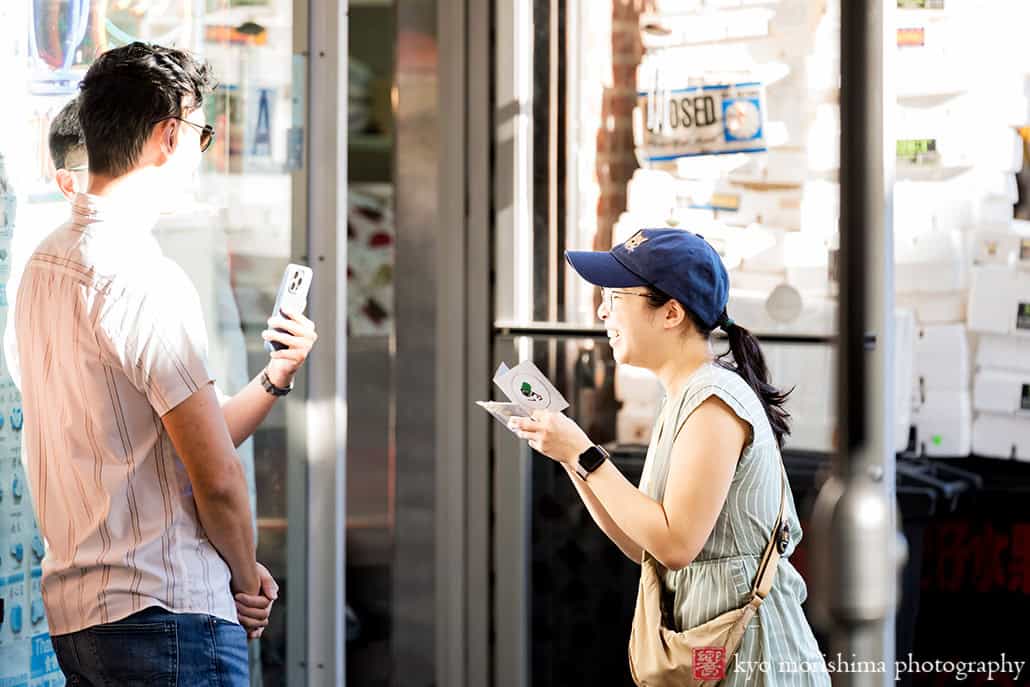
[638,362,830,686]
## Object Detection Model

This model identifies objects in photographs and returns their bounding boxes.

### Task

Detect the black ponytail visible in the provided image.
[645,290,793,448]
[718,318,792,448]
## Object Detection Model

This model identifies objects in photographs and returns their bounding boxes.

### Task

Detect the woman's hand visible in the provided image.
[508,410,594,465]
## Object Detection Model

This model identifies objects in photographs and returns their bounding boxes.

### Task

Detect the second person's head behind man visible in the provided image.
[49,98,88,202]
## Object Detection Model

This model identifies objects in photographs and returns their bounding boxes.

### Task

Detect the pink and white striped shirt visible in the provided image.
[12,193,237,636]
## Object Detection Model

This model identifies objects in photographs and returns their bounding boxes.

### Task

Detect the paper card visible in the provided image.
[494,360,569,413]
[493,362,511,383]
[476,401,533,432]
[477,360,569,429]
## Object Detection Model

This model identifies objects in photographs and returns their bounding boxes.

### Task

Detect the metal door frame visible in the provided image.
[288,1,349,684]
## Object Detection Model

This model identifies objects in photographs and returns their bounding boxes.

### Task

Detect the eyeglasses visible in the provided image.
[66,164,88,172]
[601,288,651,311]
[153,116,215,152]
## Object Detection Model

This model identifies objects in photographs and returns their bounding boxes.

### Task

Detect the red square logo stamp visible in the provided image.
[693,647,726,681]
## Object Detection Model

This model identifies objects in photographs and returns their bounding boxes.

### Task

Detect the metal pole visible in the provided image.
[809,1,905,685]
[304,0,348,683]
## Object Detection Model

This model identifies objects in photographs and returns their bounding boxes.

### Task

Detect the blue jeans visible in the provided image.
[51,607,249,686]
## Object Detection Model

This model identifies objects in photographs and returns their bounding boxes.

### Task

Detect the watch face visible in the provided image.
[580,445,607,472]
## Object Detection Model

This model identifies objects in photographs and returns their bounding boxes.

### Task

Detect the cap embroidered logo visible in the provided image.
[623,231,649,252]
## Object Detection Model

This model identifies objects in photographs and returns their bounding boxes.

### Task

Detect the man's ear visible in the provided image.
[54,169,79,201]
[154,119,178,163]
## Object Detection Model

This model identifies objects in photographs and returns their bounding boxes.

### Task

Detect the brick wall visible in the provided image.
[594,0,651,253]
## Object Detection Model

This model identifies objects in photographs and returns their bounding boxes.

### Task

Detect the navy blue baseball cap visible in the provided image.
[565,228,731,330]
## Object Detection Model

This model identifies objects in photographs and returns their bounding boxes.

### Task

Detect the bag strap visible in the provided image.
[750,466,789,599]
[643,380,792,599]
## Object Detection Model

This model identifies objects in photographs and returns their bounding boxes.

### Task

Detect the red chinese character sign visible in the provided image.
[693,647,727,681]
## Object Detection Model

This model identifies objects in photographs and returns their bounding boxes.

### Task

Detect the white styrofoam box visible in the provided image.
[977,172,1019,203]
[727,148,808,187]
[801,180,839,235]
[968,266,1030,335]
[1004,96,1030,128]
[726,188,801,229]
[615,365,663,405]
[770,308,915,454]
[912,390,973,457]
[976,335,1030,374]
[784,232,831,294]
[626,169,677,214]
[807,104,840,172]
[896,309,917,453]
[894,230,966,294]
[659,180,803,231]
[728,286,836,336]
[973,414,1030,461]
[769,343,834,453]
[895,11,973,98]
[729,269,785,294]
[972,221,1030,266]
[975,197,1016,226]
[894,178,969,234]
[894,182,937,236]
[896,291,967,324]
[732,224,785,271]
[913,323,969,394]
[966,63,1030,125]
[986,128,1025,173]
[973,368,1030,415]
[807,8,840,91]
[897,111,1021,173]
[896,95,971,140]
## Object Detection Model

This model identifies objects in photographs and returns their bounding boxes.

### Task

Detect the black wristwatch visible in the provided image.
[574,444,610,481]
[261,369,294,397]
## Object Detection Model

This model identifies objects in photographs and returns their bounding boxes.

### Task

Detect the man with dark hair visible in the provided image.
[48,97,88,201]
[11,42,317,685]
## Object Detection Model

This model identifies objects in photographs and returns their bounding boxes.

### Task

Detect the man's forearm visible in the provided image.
[221,372,279,447]
[193,461,260,594]
[163,385,262,595]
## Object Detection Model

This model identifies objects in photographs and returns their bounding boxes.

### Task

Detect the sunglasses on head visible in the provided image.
[153,116,215,152]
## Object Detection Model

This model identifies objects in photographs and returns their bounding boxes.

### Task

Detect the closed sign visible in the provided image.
[636,82,766,162]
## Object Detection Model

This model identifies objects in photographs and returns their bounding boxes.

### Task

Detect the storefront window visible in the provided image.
[0,2,303,684]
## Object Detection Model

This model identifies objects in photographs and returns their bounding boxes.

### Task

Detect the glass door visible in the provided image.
[0,1,310,684]
[492,1,865,684]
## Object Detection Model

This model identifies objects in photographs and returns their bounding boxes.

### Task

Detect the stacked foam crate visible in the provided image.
[894,1,971,457]
[616,1,916,452]
[896,0,1030,459]
[966,0,1030,461]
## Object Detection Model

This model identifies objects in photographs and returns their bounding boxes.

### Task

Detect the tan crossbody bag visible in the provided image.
[628,469,791,687]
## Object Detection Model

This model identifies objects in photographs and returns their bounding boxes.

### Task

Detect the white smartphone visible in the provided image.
[265,263,313,353]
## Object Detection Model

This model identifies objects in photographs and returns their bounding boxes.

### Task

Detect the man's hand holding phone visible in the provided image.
[262,308,318,388]
[261,263,318,388]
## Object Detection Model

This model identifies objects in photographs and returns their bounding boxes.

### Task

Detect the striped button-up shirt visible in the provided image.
[12,193,236,636]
